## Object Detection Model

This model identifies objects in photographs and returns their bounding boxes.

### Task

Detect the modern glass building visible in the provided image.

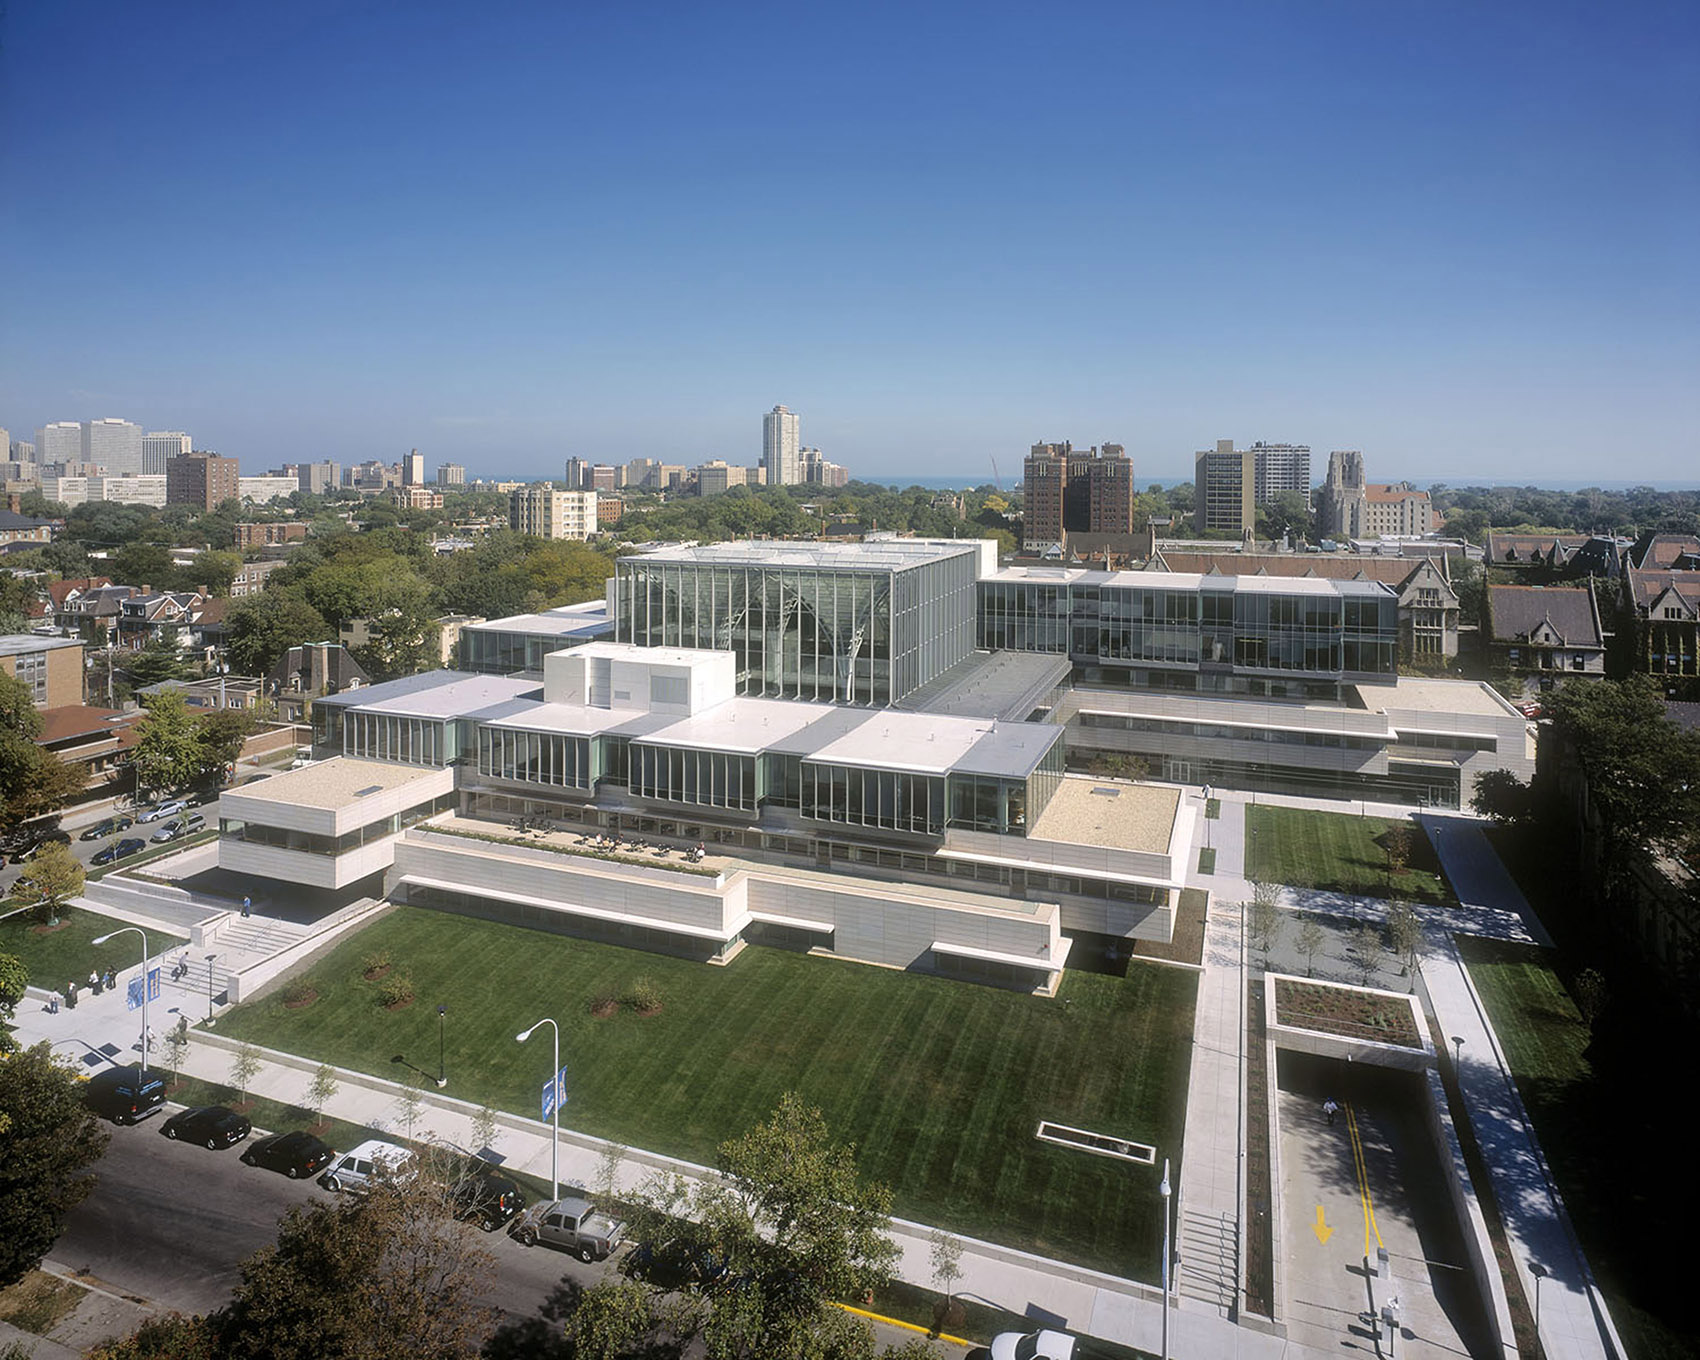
[615,540,990,707]
[979,568,1399,700]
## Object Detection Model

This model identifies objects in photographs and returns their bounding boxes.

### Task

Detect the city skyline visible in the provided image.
[1,2,1695,485]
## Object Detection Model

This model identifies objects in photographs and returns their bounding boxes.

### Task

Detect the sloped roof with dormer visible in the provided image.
[1488,584,1604,649]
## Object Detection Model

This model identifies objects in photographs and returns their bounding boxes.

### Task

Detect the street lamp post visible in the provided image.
[1451,1034,1465,1072]
[1159,1157,1173,1360]
[1530,1261,1547,1333]
[205,955,218,1025]
[92,926,150,1071]
[516,1017,560,1202]
[436,1004,448,1088]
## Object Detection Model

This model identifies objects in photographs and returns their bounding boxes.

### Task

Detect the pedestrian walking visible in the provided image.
[103,967,115,990]
[242,895,251,918]
[1323,1098,1339,1126]
[65,980,78,1009]
[89,969,101,995]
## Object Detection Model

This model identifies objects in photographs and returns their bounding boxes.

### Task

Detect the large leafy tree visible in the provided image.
[0,1042,110,1287]
[0,952,28,1052]
[212,1174,495,1360]
[7,842,85,926]
[0,671,83,828]
[226,590,331,676]
[619,1094,898,1360]
[125,626,193,687]
[1547,675,1700,872]
[132,689,205,795]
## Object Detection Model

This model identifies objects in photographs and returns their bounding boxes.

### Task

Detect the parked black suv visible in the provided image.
[451,1165,525,1231]
[84,1064,167,1125]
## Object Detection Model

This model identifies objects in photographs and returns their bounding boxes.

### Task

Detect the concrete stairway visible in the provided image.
[1177,1206,1239,1312]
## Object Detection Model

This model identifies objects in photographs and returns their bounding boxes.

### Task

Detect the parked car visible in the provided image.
[138,799,187,823]
[150,813,205,844]
[989,1331,1076,1360]
[320,1139,417,1194]
[449,1164,526,1231]
[162,1105,253,1149]
[11,829,71,863]
[80,815,134,841]
[84,1064,167,1125]
[510,1196,626,1261]
[92,837,146,865]
[242,1130,336,1179]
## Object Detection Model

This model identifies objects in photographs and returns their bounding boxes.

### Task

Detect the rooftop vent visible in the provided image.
[1090,786,1121,798]
[354,784,383,797]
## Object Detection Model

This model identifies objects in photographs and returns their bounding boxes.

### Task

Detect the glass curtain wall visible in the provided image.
[631,744,756,811]
[343,712,447,766]
[475,728,592,789]
[799,762,946,835]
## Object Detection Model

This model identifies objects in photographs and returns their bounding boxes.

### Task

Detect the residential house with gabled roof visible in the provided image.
[267,641,372,722]
[1627,532,1700,572]
[116,589,210,653]
[1622,563,1700,695]
[56,582,140,647]
[1487,584,1606,690]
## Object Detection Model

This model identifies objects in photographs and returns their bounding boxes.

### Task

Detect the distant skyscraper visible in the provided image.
[299,460,340,495]
[437,462,465,487]
[9,439,35,463]
[402,448,425,486]
[81,418,145,475]
[36,422,83,465]
[1020,441,1135,549]
[564,456,590,490]
[763,405,800,486]
[1250,442,1312,505]
[142,431,193,475]
[509,486,598,539]
[166,451,240,509]
[1194,440,1256,535]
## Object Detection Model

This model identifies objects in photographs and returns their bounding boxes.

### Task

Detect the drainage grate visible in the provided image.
[1035,1120,1156,1164]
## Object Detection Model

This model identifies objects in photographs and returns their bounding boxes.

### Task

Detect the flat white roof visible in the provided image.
[985,566,1392,597]
[483,703,671,739]
[226,757,446,809]
[636,697,834,755]
[356,673,539,720]
[808,711,997,775]
[567,639,732,668]
[625,539,982,571]
[1367,676,1522,719]
[463,600,610,637]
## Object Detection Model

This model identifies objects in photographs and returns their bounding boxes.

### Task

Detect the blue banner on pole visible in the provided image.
[126,977,144,1011]
[540,1065,568,1119]
[147,967,160,1002]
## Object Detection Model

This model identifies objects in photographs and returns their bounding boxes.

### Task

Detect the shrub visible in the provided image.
[361,949,391,978]
[279,976,318,1005]
[378,971,415,1008]
[623,976,663,1014]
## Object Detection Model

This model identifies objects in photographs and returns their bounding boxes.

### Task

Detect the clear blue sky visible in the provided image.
[2,0,1696,486]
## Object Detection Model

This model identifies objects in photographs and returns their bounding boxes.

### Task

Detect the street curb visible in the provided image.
[833,1301,970,1347]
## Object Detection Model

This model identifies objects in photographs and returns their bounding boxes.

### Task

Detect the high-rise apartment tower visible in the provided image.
[763,405,800,486]
[1021,442,1136,550]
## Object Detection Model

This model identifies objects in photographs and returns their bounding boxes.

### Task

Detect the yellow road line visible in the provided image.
[832,1301,972,1347]
[1344,1102,1383,1256]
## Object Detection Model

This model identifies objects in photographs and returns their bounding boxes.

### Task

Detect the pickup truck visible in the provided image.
[509,1196,626,1261]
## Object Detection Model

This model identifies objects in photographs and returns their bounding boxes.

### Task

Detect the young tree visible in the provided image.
[1249,882,1282,962]
[229,1042,262,1105]
[593,1141,626,1213]
[8,842,85,926]
[308,1063,340,1128]
[929,1230,965,1325]
[1382,822,1415,884]
[0,1041,111,1287]
[469,1104,500,1159]
[1296,918,1327,978]
[1386,902,1422,986]
[1350,922,1386,987]
[394,1070,424,1141]
[163,1016,191,1082]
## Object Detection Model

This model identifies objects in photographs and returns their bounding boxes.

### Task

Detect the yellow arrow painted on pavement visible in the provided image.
[1313,1206,1333,1244]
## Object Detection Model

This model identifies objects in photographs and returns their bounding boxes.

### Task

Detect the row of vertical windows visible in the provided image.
[344,712,444,766]
[476,729,592,788]
[631,745,756,811]
[800,762,946,835]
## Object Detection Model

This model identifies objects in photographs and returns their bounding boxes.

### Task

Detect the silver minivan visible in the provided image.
[320,1138,416,1194]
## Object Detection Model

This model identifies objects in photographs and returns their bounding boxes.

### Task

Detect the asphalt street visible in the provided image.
[1,791,225,897]
[54,1112,628,1328]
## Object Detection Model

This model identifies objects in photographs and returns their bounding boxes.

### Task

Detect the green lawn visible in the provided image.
[1460,936,1696,1360]
[215,908,1197,1278]
[1245,805,1453,904]
[0,903,187,997]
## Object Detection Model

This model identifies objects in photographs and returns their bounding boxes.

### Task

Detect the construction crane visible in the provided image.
[989,456,1003,493]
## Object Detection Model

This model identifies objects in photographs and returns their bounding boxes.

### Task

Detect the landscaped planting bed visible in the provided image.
[1273,977,1423,1048]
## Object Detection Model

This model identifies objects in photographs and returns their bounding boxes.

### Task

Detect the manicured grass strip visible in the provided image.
[86,828,219,880]
[1204,798,1220,819]
[1245,805,1453,904]
[215,908,1197,1279]
[1197,847,1216,874]
[862,1279,1156,1357]
[0,904,187,997]
[1460,936,1697,1360]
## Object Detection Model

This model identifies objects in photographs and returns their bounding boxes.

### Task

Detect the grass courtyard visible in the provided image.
[1460,935,1694,1360]
[0,903,187,997]
[215,908,1197,1277]
[1244,805,1453,904]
